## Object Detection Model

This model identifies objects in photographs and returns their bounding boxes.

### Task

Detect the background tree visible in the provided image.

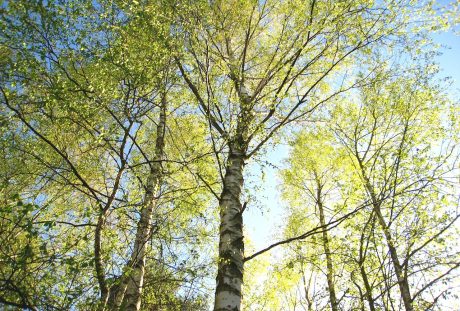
[332,74,460,310]
[1,1,217,310]
[245,71,460,310]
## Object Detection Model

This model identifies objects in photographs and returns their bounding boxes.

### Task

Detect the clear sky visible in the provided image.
[435,31,460,94]
[244,29,460,255]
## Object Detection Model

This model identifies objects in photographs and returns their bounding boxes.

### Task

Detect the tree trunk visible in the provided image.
[359,264,376,311]
[214,144,245,311]
[373,206,413,311]
[109,95,167,311]
[351,271,366,311]
[95,213,109,309]
[301,268,313,311]
[316,183,339,311]
[358,214,376,311]
[358,164,413,311]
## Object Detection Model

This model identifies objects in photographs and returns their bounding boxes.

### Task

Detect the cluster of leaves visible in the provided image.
[1,0,459,310]
[245,73,460,310]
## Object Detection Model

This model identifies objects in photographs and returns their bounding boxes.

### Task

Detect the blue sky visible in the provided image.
[435,31,460,94]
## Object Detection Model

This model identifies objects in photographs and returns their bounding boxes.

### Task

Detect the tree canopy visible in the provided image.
[1,0,459,310]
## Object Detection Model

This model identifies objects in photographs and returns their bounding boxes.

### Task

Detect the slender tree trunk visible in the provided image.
[358,161,413,311]
[214,144,245,311]
[108,95,167,311]
[95,213,109,308]
[359,264,376,311]
[351,271,366,311]
[316,182,339,311]
[301,264,313,311]
[358,214,376,311]
[373,206,413,311]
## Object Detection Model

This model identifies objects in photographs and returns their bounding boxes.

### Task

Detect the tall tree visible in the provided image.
[175,0,447,309]
[1,1,217,310]
[332,76,460,310]
[281,130,343,311]
[1,0,459,310]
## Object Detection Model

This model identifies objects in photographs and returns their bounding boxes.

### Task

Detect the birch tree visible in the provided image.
[281,130,345,311]
[175,0,449,309]
[1,0,459,310]
[261,73,460,310]
[1,1,216,310]
[332,76,460,310]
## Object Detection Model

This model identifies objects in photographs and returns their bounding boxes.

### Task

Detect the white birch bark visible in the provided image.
[214,145,245,311]
[108,95,167,311]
